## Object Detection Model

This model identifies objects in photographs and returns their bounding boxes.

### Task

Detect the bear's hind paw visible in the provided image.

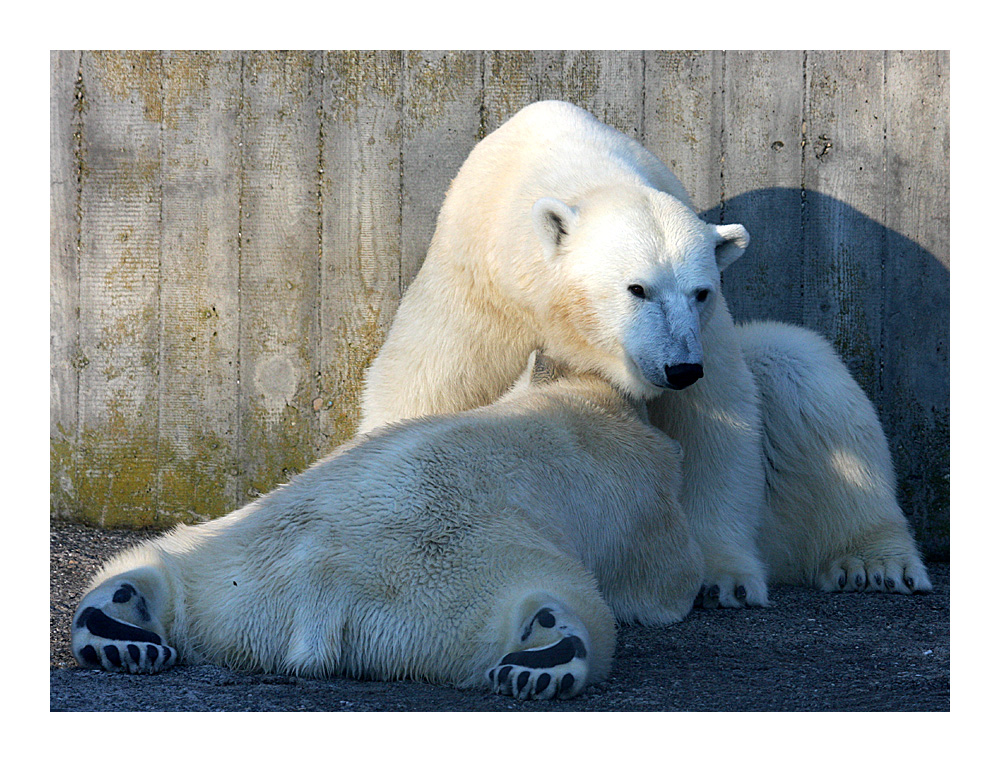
[73,605,177,674]
[488,604,590,700]
[488,635,588,700]
[72,579,177,674]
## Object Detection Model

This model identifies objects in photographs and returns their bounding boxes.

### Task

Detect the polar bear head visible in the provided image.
[530,186,749,400]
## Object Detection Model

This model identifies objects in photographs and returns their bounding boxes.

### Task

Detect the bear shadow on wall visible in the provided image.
[700,187,949,559]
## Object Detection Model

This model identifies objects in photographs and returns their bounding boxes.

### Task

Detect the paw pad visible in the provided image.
[72,594,176,674]
[489,605,590,700]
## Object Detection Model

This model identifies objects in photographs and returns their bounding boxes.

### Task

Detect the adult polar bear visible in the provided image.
[361,100,931,606]
[73,354,702,699]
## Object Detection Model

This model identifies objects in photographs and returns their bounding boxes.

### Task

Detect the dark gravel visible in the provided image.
[50,521,949,712]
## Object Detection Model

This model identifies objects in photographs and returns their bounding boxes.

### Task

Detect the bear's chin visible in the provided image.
[616,358,677,400]
[617,369,672,402]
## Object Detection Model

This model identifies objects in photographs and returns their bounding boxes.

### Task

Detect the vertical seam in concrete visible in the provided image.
[800,50,809,327]
[154,51,166,521]
[72,51,85,514]
[478,51,487,140]
[719,51,727,224]
[316,51,326,455]
[639,51,647,144]
[235,52,247,503]
[399,50,407,301]
[878,49,889,408]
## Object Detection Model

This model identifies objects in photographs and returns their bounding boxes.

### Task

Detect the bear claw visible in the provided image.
[819,554,931,594]
[694,577,767,609]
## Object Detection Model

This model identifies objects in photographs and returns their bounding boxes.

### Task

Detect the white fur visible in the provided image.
[737,322,931,591]
[361,100,930,605]
[73,357,703,698]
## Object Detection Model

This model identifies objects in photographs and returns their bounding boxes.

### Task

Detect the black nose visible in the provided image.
[665,363,703,389]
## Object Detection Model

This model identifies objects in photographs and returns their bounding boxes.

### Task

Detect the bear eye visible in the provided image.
[695,288,711,303]
[627,284,647,299]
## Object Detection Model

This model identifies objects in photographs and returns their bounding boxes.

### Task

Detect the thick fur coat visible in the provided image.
[361,101,930,605]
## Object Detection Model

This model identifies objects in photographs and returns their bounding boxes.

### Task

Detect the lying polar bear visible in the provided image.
[72,353,702,700]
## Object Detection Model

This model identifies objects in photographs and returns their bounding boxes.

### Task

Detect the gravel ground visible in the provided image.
[50,521,949,712]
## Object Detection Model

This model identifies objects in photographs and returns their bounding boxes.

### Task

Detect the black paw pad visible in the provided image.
[516,671,530,692]
[103,644,122,667]
[735,585,747,601]
[558,673,575,698]
[535,608,556,628]
[535,672,551,693]
[112,584,137,604]
[75,607,97,629]
[855,574,865,588]
[521,607,557,641]
[501,635,586,669]
[77,607,162,645]
[78,644,101,667]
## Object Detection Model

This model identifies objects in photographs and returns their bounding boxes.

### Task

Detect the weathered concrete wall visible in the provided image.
[50,50,949,556]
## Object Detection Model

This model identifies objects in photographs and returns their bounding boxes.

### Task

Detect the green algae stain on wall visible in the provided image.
[51,425,243,529]
[156,431,240,524]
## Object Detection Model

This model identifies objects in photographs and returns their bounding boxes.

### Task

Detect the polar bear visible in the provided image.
[360,100,931,606]
[72,353,702,700]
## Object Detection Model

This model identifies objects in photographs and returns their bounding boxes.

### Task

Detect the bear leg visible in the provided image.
[738,321,934,596]
[487,601,597,700]
[72,568,177,674]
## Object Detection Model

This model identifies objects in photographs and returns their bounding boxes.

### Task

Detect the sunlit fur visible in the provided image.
[738,322,931,592]
[73,354,702,694]
[361,100,930,605]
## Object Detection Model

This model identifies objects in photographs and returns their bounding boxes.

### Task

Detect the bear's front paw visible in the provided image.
[819,554,932,594]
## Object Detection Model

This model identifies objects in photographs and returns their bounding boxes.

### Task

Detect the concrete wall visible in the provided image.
[50,50,949,556]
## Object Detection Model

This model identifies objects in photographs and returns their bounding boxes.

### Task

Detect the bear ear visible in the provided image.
[532,198,579,260]
[712,223,750,272]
